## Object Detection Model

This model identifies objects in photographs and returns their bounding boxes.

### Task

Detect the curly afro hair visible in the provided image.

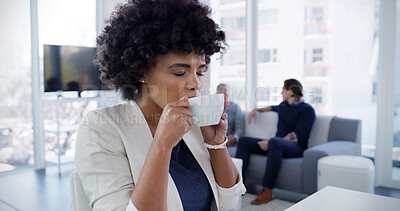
[94,0,227,100]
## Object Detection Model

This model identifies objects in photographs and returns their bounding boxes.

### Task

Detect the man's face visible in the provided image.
[217,89,228,99]
[142,51,207,109]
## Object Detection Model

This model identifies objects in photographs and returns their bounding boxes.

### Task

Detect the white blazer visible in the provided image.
[75,101,246,211]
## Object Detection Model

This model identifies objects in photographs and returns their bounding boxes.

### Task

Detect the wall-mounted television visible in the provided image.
[43,45,108,95]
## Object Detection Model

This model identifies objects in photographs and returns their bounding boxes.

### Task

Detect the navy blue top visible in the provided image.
[271,101,316,149]
[169,140,214,211]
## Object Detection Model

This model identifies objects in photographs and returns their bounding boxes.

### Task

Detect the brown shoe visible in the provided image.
[251,187,274,205]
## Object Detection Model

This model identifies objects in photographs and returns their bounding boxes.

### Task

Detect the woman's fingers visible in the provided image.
[163,108,193,125]
[173,107,193,118]
[170,96,190,108]
[221,112,227,121]
[218,112,228,126]
[165,98,193,118]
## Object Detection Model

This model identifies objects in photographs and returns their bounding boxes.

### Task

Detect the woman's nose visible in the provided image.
[187,72,201,91]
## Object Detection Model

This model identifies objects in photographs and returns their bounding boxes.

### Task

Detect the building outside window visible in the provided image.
[258,49,278,63]
[220,0,244,4]
[306,85,323,104]
[221,16,245,30]
[222,50,246,66]
[312,7,324,21]
[304,6,327,34]
[259,9,278,26]
[312,48,323,62]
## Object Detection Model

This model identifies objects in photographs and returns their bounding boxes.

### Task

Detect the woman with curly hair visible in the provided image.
[75,0,246,210]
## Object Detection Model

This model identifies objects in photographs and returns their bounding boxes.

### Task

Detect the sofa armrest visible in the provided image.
[302,141,361,194]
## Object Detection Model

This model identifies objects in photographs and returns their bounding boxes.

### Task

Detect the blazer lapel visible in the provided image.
[183,126,220,209]
[123,101,183,211]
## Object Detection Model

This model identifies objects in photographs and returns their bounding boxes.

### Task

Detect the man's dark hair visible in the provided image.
[94,0,226,100]
[284,79,303,98]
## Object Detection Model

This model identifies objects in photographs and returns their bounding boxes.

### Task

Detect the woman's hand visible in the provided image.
[153,96,193,149]
[200,96,229,145]
[248,108,258,124]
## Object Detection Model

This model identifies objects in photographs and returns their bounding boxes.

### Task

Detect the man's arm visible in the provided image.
[248,106,276,124]
[256,106,272,112]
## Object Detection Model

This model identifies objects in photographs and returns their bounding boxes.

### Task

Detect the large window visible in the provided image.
[257,0,305,106]
[394,58,400,180]
[210,1,247,108]
[392,1,400,180]
[0,0,32,173]
[38,0,97,167]
[211,0,379,159]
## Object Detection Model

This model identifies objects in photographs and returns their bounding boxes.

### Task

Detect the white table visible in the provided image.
[286,186,400,211]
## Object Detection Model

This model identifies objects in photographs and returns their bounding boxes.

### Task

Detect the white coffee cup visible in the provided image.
[188,94,224,127]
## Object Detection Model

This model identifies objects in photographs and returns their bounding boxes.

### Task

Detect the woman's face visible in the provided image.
[141,51,207,108]
[281,87,293,102]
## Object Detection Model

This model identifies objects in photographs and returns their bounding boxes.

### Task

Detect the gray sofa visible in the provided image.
[228,111,361,195]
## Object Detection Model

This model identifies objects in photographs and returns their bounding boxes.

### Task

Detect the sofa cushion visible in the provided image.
[328,117,361,143]
[275,158,303,193]
[244,111,278,139]
[246,155,303,193]
[307,115,334,148]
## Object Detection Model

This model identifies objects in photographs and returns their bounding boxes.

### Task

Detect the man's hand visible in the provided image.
[257,140,269,151]
[226,134,237,147]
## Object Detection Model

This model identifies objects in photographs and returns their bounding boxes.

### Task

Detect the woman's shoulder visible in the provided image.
[300,102,316,114]
[81,101,137,129]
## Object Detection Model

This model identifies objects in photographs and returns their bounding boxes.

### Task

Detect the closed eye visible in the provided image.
[173,73,185,77]
[197,65,208,76]
[199,65,208,72]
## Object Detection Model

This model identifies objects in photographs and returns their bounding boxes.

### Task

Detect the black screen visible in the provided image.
[43,45,107,93]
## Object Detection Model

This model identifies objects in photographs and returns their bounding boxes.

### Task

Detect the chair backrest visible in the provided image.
[70,170,92,211]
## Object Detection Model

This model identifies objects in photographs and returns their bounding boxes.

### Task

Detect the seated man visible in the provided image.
[236,79,316,205]
[217,83,244,147]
